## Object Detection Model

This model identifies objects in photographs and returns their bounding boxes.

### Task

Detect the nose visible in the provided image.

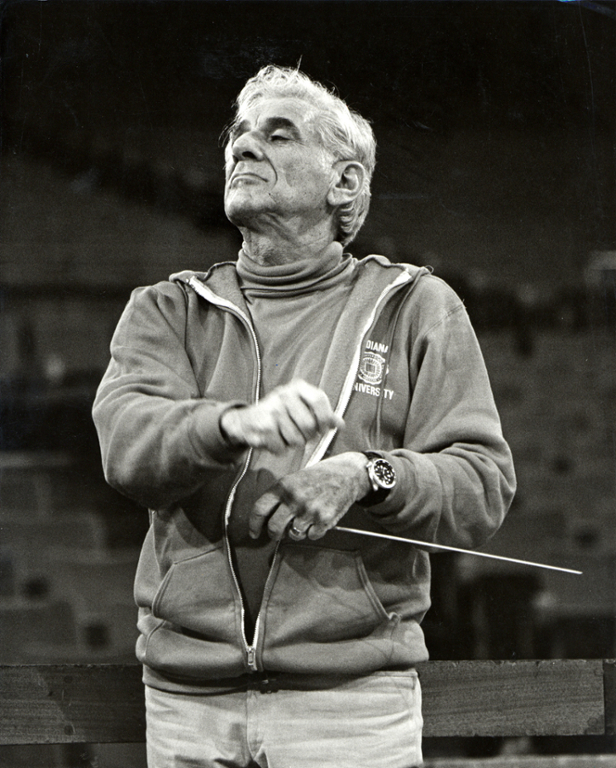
[230,130,264,163]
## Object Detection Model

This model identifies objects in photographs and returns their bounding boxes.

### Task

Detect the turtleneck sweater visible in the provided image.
[236,242,357,395]
[236,241,353,297]
[230,243,358,635]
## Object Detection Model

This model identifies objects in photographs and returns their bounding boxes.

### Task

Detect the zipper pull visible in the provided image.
[247,646,257,672]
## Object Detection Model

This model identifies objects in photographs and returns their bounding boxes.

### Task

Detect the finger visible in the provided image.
[296,384,345,433]
[287,519,310,541]
[306,524,328,540]
[266,502,301,541]
[275,410,310,448]
[249,490,281,539]
[307,515,341,540]
[245,394,309,452]
[286,398,325,441]
[271,383,323,442]
[304,498,347,541]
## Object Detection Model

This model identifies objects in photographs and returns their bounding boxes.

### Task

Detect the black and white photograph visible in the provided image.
[1,2,615,767]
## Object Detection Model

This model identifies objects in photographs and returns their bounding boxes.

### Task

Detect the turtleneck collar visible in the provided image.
[236,242,355,298]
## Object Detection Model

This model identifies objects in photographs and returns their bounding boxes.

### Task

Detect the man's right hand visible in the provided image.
[219,379,344,455]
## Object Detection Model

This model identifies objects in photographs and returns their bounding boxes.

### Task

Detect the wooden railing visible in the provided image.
[1,659,614,749]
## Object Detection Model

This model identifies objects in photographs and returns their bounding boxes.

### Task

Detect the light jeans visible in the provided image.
[145,671,423,768]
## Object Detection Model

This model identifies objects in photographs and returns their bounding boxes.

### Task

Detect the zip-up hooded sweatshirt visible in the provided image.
[92,253,515,693]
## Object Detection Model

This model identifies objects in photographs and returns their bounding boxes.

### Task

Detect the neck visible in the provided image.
[238,223,337,267]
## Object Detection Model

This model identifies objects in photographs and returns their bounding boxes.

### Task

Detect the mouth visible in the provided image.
[228,171,266,187]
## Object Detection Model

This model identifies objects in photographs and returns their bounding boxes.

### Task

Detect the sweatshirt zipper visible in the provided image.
[187,277,262,672]
[222,453,260,670]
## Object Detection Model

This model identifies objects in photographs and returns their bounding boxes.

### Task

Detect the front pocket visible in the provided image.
[262,544,396,647]
[152,547,239,644]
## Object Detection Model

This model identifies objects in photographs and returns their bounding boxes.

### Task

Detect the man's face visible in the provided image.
[224,97,337,234]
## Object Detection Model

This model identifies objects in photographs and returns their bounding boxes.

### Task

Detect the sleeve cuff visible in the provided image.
[188,400,249,465]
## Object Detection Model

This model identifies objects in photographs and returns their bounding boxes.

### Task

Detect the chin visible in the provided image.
[225,198,266,229]
[225,205,256,230]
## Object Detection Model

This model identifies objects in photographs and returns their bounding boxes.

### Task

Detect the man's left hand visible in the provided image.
[249,452,371,541]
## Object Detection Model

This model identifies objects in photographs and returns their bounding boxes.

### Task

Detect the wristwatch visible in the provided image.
[358,451,396,507]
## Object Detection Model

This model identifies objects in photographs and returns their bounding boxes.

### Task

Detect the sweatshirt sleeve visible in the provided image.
[92,281,245,509]
[367,279,516,550]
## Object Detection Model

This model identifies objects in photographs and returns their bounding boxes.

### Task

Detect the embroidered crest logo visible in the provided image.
[358,351,386,386]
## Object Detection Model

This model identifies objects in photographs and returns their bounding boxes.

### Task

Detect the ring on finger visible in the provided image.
[288,523,306,539]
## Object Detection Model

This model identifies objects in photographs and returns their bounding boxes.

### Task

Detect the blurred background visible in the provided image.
[0,1,614,765]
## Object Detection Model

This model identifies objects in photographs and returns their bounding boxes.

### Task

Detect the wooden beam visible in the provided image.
[417,660,605,738]
[0,660,611,745]
[604,660,616,736]
[424,758,616,768]
[0,664,145,745]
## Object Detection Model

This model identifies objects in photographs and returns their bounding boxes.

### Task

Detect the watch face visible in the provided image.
[373,458,396,488]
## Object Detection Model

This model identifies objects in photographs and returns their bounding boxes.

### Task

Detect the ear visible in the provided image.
[327,161,366,208]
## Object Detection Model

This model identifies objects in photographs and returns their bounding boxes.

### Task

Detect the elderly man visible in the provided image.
[93,65,515,768]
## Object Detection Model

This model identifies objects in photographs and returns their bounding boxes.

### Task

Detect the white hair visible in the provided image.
[226,65,376,246]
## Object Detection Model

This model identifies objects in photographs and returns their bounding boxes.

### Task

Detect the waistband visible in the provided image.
[144,666,418,696]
